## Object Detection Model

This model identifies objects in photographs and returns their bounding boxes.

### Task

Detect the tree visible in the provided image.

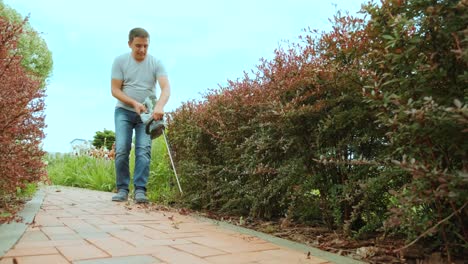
[0,2,52,86]
[0,4,51,222]
[92,129,115,150]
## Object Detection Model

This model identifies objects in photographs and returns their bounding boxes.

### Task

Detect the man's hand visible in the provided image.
[153,76,170,121]
[133,102,147,115]
[152,105,164,120]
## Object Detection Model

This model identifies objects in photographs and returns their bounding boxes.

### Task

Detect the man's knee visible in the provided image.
[135,145,151,160]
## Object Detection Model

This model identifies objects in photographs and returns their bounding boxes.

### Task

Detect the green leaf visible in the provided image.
[382,34,394,40]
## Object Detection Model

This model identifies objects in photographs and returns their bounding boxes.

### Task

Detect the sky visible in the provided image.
[4,0,365,153]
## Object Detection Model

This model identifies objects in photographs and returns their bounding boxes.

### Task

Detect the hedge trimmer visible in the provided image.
[141,96,183,194]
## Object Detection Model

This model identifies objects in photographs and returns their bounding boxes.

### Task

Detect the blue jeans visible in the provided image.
[114,107,151,192]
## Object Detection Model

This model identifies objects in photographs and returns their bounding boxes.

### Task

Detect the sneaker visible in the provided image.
[134,190,149,203]
[112,189,128,202]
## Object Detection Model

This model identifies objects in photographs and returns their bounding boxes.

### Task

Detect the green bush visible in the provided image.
[167,0,467,260]
[362,0,467,259]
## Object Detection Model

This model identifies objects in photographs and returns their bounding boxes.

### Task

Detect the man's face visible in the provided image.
[129,37,149,62]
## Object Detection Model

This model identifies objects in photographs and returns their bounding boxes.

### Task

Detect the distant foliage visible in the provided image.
[168,0,467,261]
[47,153,115,192]
[0,3,53,86]
[92,129,115,150]
[0,13,51,209]
[47,137,175,203]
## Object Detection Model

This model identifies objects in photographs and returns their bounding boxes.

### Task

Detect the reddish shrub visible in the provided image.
[168,0,467,261]
[0,16,47,216]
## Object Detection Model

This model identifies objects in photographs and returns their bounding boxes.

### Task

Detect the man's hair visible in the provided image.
[129,28,150,42]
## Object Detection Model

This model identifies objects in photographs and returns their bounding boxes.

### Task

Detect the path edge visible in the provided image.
[0,188,45,257]
[193,215,365,264]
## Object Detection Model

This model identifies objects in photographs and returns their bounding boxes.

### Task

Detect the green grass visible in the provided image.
[16,182,38,199]
[0,182,38,222]
[46,136,178,204]
[47,153,115,191]
[147,136,179,203]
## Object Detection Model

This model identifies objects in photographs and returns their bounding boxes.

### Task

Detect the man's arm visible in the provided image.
[152,76,171,120]
[111,79,147,114]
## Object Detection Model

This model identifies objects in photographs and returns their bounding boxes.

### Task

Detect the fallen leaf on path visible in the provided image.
[179,208,190,215]
[356,246,378,258]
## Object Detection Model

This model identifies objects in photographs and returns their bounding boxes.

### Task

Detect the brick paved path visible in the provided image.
[0,187,338,264]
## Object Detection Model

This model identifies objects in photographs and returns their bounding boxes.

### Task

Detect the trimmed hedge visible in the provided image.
[168,0,467,260]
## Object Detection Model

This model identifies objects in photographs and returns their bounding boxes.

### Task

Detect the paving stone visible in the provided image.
[18,230,50,242]
[33,214,64,226]
[1,187,359,264]
[77,232,111,239]
[48,233,84,241]
[150,246,211,264]
[186,236,280,253]
[0,258,13,264]
[74,255,160,264]
[3,254,69,264]
[86,237,156,257]
[256,249,331,264]
[14,239,88,249]
[4,246,58,257]
[41,226,76,236]
[122,224,167,237]
[144,231,204,240]
[172,243,228,257]
[57,244,109,261]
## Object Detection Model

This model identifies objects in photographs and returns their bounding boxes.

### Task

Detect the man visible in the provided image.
[111,28,170,203]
